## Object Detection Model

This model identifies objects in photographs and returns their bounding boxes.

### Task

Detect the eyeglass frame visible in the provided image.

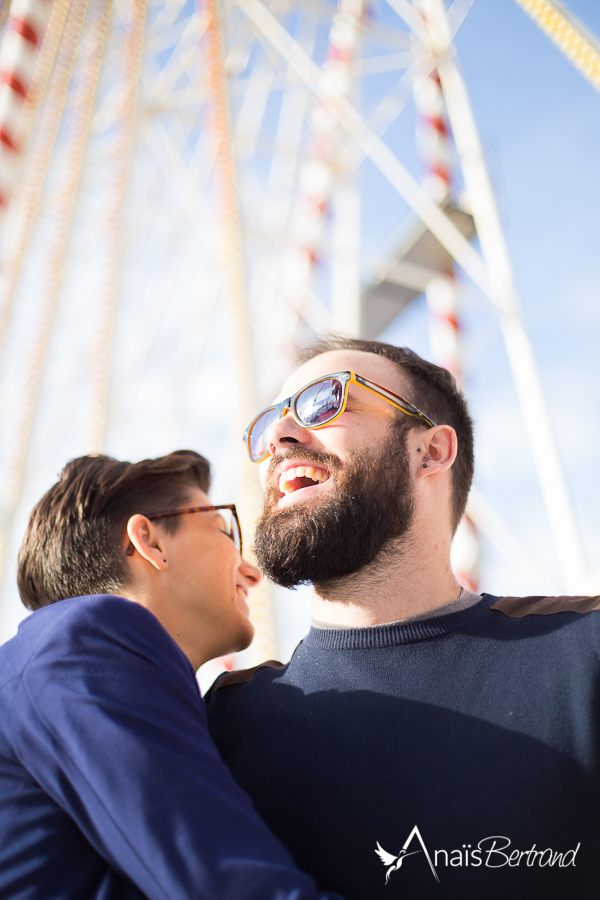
[125,504,242,556]
[243,370,437,463]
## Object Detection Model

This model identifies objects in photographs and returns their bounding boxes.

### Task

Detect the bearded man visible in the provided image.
[206,337,600,900]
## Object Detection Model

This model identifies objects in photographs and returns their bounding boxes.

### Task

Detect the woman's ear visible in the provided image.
[126,515,169,571]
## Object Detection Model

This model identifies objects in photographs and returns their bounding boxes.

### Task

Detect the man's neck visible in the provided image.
[311,529,461,628]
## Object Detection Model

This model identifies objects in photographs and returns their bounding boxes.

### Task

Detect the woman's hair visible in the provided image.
[17,450,211,610]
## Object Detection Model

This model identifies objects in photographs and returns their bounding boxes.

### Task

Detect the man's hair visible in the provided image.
[18,450,211,611]
[298,337,474,532]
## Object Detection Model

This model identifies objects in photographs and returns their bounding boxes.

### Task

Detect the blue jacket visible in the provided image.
[0,594,342,900]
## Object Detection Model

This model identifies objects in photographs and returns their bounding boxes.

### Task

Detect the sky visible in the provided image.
[428,0,600,594]
[0,0,599,674]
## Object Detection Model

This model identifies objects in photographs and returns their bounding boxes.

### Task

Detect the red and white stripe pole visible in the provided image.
[0,0,52,224]
[413,21,480,592]
[415,69,450,204]
[281,0,362,335]
[414,63,460,379]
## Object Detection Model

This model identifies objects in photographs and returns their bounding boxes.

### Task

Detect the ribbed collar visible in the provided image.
[304,593,498,650]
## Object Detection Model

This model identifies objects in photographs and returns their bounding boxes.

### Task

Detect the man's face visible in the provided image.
[254,350,419,587]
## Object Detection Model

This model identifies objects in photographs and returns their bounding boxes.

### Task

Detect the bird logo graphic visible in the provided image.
[375,844,422,883]
[374,825,440,884]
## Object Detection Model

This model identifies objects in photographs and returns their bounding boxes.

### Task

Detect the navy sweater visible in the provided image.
[0,594,343,900]
[206,592,600,900]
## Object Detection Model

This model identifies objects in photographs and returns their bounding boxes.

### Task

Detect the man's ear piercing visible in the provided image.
[163,559,167,563]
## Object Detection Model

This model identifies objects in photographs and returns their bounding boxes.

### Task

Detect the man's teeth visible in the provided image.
[278,466,329,495]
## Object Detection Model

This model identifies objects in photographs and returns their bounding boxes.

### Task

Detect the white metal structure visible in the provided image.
[0,0,597,662]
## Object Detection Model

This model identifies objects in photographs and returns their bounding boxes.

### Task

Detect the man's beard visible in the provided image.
[254,428,414,589]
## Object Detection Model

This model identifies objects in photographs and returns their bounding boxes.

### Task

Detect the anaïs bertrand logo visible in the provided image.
[375,827,581,885]
[375,825,440,884]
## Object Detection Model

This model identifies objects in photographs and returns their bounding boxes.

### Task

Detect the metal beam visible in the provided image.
[514,0,600,94]
[420,0,587,591]
[234,0,492,300]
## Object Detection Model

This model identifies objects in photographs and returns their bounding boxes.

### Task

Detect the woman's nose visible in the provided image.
[238,557,261,586]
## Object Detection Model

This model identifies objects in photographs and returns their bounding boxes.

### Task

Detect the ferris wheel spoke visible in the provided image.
[0,0,113,598]
[84,0,149,453]
[0,0,89,353]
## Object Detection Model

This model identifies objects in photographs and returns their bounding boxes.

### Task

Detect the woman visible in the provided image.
[1,450,344,900]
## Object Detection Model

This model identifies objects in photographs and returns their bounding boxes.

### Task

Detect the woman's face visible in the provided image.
[153,488,260,667]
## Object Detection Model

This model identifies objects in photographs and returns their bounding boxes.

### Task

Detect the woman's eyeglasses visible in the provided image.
[243,370,437,463]
[125,504,242,556]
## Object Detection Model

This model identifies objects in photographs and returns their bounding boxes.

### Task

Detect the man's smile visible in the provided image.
[273,460,332,501]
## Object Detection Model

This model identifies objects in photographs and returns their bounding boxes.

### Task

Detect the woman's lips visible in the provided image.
[235,586,250,616]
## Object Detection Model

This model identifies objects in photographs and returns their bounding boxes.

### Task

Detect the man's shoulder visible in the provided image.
[205,659,288,702]
[481,592,600,652]
[488,593,600,619]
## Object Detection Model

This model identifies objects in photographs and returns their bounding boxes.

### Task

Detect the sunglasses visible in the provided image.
[125,504,242,556]
[243,370,437,463]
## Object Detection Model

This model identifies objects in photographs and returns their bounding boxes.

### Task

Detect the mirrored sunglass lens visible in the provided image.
[249,407,280,460]
[295,378,344,426]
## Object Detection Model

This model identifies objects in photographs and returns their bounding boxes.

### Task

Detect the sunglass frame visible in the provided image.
[243,370,437,463]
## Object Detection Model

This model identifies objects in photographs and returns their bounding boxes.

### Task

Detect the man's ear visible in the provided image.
[126,515,169,570]
[419,425,457,474]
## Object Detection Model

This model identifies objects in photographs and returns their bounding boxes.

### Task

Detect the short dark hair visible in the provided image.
[298,337,474,531]
[17,450,211,611]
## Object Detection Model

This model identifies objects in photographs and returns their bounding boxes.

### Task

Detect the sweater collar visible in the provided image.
[304,593,498,650]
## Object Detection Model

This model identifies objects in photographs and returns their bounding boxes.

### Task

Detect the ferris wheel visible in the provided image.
[0,0,598,666]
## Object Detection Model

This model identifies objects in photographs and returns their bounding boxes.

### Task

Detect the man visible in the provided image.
[206,337,600,900]
[0,450,343,900]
